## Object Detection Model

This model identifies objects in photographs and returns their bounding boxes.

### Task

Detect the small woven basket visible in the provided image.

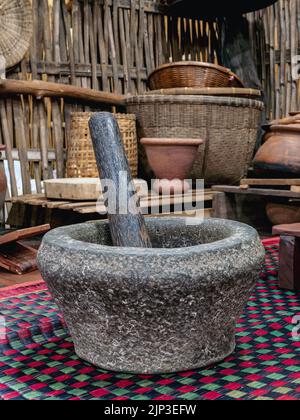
[148,62,244,91]
[66,113,138,178]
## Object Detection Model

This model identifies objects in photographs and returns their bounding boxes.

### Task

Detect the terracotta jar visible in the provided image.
[253,124,300,177]
[141,138,203,194]
[0,145,7,209]
[266,203,300,226]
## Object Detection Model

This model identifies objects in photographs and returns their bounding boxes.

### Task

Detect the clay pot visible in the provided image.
[141,138,203,194]
[0,145,7,209]
[266,203,300,226]
[254,124,300,177]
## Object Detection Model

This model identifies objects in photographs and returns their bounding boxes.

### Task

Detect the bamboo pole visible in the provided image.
[0,80,126,106]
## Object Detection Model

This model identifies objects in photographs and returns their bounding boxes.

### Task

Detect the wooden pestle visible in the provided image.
[89,112,152,248]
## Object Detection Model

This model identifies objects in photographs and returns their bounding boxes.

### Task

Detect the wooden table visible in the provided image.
[7,189,213,229]
[212,185,300,232]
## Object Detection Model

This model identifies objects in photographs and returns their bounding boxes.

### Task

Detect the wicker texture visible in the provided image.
[148,62,244,91]
[0,0,33,69]
[145,87,262,99]
[126,95,264,185]
[66,113,138,178]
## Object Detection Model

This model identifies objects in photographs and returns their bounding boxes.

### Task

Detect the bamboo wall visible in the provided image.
[0,0,221,197]
[249,0,300,119]
[0,0,299,199]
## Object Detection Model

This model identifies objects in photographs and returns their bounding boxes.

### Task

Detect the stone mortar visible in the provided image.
[37,218,265,374]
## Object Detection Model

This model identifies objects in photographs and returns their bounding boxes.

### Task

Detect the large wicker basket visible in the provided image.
[66,113,138,178]
[126,95,264,185]
[148,62,244,91]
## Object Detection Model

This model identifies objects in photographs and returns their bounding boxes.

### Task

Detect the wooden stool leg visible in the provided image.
[278,236,300,291]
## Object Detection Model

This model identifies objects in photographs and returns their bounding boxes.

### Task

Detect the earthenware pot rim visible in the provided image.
[270,124,300,133]
[40,218,259,258]
[141,138,203,146]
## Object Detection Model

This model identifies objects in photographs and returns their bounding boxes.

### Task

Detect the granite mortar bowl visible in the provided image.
[37,218,265,374]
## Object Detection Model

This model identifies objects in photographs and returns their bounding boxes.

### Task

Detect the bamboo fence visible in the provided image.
[250,0,300,119]
[0,0,221,197]
[0,0,299,199]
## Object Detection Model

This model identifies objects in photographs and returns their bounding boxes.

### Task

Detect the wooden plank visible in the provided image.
[9,195,46,204]
[240,178,300,187]
[75,189,213,214]
[74,205,105,214]
[212,185,300,199]
[44,178,148,201]
[145,190,212,208]
[26,199,51,207]
[0,149,64,162]
[88,3,98,90]
[0,225,50,245]
[38,101,50,181]
[0,242,38,275]
[0,103,18,197]
[58,201,101,210]
[0,80,126,107]
[119,7,130,93]
[42,201,71,209]
[146,208,212,218]
[107,1,121,93]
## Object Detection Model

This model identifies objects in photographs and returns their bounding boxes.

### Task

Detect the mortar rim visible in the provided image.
[39,218,261,258]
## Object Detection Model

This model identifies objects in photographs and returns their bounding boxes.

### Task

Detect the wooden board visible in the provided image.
[0,79,125,107]
[240,179,300,188]
[0,225,50,275]
[0,242,38,275]
[213,185,300,199]
[0,225,50,246]
[44,178,148,201]
[75,189,212,215]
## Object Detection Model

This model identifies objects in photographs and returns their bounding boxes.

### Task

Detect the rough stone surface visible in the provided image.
[37,218,265,374]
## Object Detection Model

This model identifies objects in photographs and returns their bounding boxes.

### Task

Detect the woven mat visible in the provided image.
[1,242,300,400]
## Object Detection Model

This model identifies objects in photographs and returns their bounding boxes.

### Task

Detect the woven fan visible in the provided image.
[0,0,33,69]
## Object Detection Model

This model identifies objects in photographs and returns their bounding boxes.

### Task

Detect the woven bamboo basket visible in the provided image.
[0,0,33,69]
[145,87,262,99]
[126,95,264,185]
[66,113,138,178]
[148,62,244,91]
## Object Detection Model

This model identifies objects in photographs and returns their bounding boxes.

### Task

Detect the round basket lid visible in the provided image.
[161,0,278,17]
[0,0,33,69]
